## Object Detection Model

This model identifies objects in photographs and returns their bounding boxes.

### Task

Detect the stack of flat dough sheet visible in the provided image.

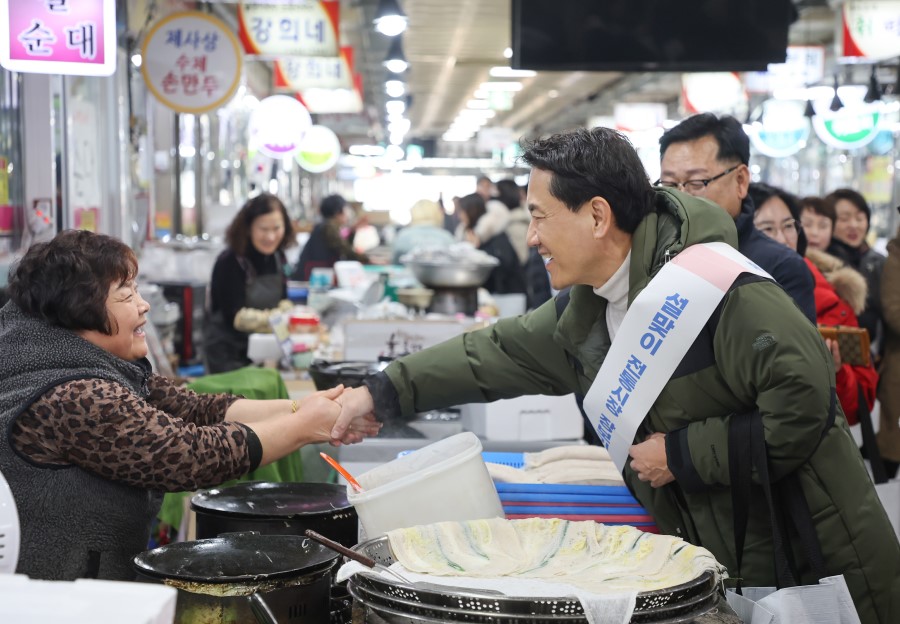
[386,517,723,594]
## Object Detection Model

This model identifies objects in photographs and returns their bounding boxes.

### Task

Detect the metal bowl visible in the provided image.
[395,287,434,310]
[405,260,497,288]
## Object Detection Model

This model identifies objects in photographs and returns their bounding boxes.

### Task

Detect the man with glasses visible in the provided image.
[659,113,816,322]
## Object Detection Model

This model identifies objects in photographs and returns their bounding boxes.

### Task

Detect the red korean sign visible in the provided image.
[238,1,339,57]
[273,46,354,91]
[141,11,243,115]
[0,0,116,76]
[842,1,900,59]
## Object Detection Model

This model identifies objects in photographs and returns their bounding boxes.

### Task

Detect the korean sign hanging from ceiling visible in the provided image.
[0,0,116,76]
[141,11,243,115]
[238,1,340,57]
[273,46,354,91]
[842,0,900,59]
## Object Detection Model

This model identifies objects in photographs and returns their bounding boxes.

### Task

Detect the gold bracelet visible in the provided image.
[290,399,298,413]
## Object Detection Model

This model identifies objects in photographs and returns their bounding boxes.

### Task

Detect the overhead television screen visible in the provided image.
[511,0,793,72]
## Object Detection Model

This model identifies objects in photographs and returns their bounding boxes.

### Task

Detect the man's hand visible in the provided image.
[331,386,379,446]
[825,337,843,369]
[629,432,675,488]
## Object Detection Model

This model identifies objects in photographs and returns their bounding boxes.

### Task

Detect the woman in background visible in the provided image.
[750,184,878,426]
[0,230,379,581]
[205,193,294,374]
[391,199,455,263]
[456,193,526,296]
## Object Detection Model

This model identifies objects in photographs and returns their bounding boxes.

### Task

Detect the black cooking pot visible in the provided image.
[134,532,338,624]
[191,481,358,547]
[308,359,387,390]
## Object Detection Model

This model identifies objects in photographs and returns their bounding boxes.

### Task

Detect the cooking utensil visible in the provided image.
[320,452,364,493]
[305,529,412,585]
[405,260,496,288]
[348,534,720,623]
[190,481,358,547]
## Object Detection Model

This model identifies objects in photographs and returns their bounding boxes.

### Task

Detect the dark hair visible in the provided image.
[8,229,137,335]
[799,196,835,225]
[458,193,487,228]
[226,193,294,256]
[495,179,521,210]
[825,188,871,232]
[520,126,653,234]
[476,175,492,186]
[748,182,807,255]
[659,113,750,166]
[319,194,347,220]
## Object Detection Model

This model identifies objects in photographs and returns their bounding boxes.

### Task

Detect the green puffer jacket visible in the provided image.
[377,189,900,623]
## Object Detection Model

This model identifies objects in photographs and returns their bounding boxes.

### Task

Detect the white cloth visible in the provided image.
[593,251,631,341]
[337,560,636,624]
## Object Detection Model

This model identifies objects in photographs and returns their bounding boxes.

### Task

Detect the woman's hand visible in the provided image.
[294,386,346,443]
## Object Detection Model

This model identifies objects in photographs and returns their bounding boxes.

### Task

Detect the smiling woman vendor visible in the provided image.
[0,230,380,581]
[205,193,295,374]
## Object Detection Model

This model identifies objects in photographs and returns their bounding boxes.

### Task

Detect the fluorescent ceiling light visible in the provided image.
[385,80,405,97]
[388,119,410,134]
[389,132,404,145]
[374,0,407,36]
[458,108,495,118]
[382,38,408,73]
[467,99,490,109]
[386,99,405,115]
[349,145,386,156]
[479,81,523,92]
[489,66,536,78]
[385,144,405,160]
[503,47,513,59]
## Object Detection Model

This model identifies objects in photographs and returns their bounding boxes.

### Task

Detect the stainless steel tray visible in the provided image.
[348,535,720,622]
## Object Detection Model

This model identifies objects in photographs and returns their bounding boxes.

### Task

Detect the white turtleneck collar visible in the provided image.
[592,250,631,341]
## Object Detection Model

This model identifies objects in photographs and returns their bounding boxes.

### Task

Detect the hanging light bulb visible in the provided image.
[829,75,844,112]
[373,0,407,37]
[382,37,408,73]
[864,66,882,103]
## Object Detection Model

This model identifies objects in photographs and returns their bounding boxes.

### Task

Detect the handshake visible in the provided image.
[297,384,381,447]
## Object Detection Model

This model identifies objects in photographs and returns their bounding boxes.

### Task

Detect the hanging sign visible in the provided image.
[748,99,811,158]
[744,46,825,94]
[141,11,243,115]
[238,1,339,57]
[681,72,748,117]
[842,1,900,59]
[0,0,116,76]
[248,94,313,159]
[273,46,353,91]
[813,108,882,150]
[295,124,341,173]
[298,73,364,114]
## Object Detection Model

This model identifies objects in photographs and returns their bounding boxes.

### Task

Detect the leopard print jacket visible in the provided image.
[9,374,250,492]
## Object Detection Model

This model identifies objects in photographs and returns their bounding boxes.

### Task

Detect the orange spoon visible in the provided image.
[320,452,365,493]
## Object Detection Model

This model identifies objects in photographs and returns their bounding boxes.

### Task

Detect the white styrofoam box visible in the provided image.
[0,575,177,624]
[342,318,475,361]
[460,394,584,441]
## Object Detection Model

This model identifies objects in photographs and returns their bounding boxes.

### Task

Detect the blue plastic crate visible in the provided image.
[481,452,525,468]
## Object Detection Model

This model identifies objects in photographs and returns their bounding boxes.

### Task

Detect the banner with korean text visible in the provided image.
[273,46,354,91]
[238,1,339,58]
[0,0,116,76]
[583,243,771,473]
[141,11,243,115]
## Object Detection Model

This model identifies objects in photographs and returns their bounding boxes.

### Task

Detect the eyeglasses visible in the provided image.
[656,165,740,193]
[756,218,801,238]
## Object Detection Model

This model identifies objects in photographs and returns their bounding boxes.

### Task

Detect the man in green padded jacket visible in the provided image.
[332,127,899,623]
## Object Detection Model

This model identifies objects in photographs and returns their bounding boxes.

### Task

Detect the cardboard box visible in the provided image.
[460,394,584,441]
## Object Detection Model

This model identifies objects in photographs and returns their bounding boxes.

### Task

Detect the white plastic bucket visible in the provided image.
[347,432,504,538]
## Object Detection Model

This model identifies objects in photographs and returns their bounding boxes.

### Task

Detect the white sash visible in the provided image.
[583,242,772,472]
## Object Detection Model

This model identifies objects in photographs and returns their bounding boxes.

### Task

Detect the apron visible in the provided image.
[204,253,285,374]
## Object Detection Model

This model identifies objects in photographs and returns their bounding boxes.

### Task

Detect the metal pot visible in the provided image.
[134,532,338,624]
[191,481,358,548]
[405,260,496,288]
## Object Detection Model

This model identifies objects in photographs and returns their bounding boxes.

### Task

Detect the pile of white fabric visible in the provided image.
[486,445,624,485]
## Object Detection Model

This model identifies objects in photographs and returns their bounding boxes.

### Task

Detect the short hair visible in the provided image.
[495,179,521,210]
[825,188,871,225]
[659,113,750,166]
[226,193,294,256]
[748,182,806,255]
[409,199,444,227]
[458,193,487,228]
[799,196,835,225]
[319,194,347,220]
[8,229,137,335]
[476,175,492,186]
[520,126,654,234]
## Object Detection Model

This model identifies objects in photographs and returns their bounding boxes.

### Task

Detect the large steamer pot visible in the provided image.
[405,260,495,288]
[192,481,358,548]
[134,532,338,624]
